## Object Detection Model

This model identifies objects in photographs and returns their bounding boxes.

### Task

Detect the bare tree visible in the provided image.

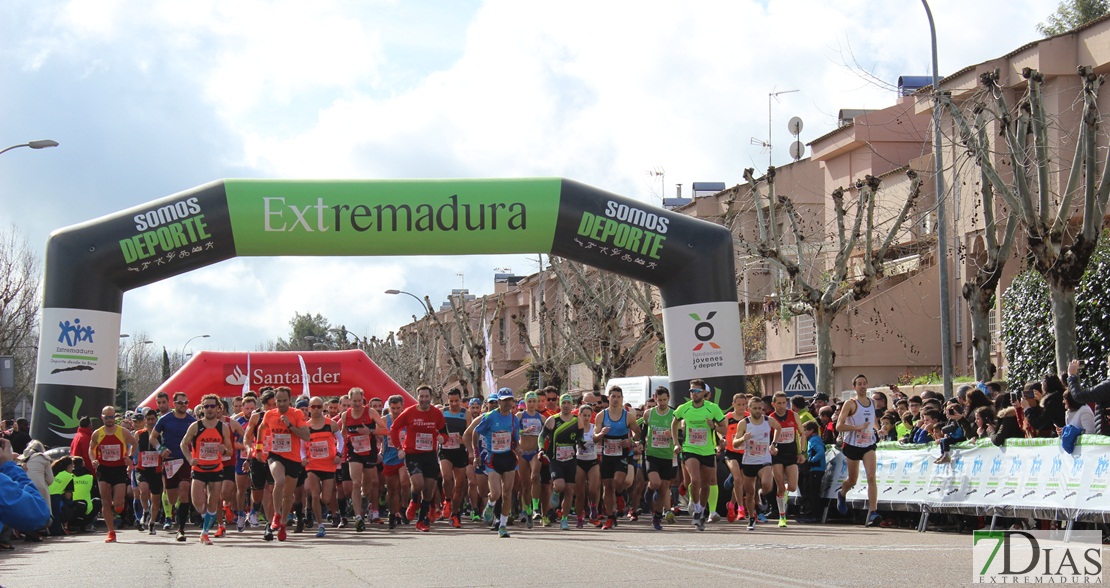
[547,258,662,387]
[424,292,504,396]
[943,67,1110,374]
[0,225,40,418]
[733,167,922,395]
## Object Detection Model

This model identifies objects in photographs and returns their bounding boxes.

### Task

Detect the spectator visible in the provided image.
[797,420,826,523]
[898,412,915,443]
[69,416,94,474]
[818,407,836,445]
[955,384,973,406]
[1024,374,1066,437]
[0,438,51,549]
[993,391,1012,413]
[871,392,889,416]
[792,396,815,425]
[907,396,923,421]
[878,413,900,442]
[948,404,975,440]
[1067,358,1110,406]
[971,406,996,441]
[965,388,992,415]
[888,384,906,401]
[913,410,941,444]
[811,392,830,414]
[934,405,968,464]
[69,457,98,532]
[3,419,32,455]
[1063,389,1097,434]
[991,407,1023,446]
[17,440,52,542]
[47,457,74,536]
[986,381,1004,399]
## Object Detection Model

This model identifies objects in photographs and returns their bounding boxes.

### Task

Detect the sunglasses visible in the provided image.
[174,400,188,405]
[546,397,558,401]
[102,414,117,419]
[310,405,324,409]
[203,404,218,409]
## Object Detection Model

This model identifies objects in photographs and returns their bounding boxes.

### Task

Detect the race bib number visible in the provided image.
[443,432,461,450]
[555,445,575,461]
[140,451,160,468]
[99,444,121,462]
[651,428,672,449]
[309,440,330,460]
[778,426,795,444]
[854,428,875,446]
[522,420,542,436]
[271,434,292,454]
[239,448,251,460]
[578,441,597,460]
[415,432,434,452]
[165,458,184,478]
[491,431,511,453]
[747,440,769,459]
[603,438,624,456]
[199,442,221,461]
[688,428,709,447]
[350,434,371,454]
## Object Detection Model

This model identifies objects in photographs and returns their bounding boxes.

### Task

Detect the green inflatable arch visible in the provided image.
[32,178,744,446]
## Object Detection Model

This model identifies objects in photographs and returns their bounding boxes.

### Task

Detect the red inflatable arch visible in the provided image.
[136,349,414,410]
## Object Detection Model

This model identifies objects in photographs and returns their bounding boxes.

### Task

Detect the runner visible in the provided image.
[89,405,137,543]
[380,395,409,529]
[768,392,804,527]
[258,386,311,541]
[574,403,602,529]
[642,386,676,531]
[540,393,585,531]
[670,379,726,531]
[466,387,520,538]
[465,397,490,523]
[243,389,277,532]
[516,391,544,529]
[232,394,257,531]
[179,394,234,544]
[390,385,447,532]
[836,373,881,527]
[215,399,246,537]
[303,396,342,538]
[133,408,163,536]
[149,391,197,542]
[438,388,471,529]
[341,387,388,532]
[732,395,780,531]
[597,386,638,530]
[723,393,749,522]
[536,386,560,524]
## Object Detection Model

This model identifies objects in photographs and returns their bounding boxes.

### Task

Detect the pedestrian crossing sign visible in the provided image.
[782,362,817,395]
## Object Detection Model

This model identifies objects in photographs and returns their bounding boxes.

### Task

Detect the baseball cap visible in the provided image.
[497,387,515,401]
[813,393,830,402]
[524,391,538,401]
[468,397,482,406]
[295,398,309,409]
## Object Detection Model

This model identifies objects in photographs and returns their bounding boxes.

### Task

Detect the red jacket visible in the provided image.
[70,426,94,473]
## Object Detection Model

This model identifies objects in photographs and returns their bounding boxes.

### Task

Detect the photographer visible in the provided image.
[0,438,52,549]
[1067,358,1110,406]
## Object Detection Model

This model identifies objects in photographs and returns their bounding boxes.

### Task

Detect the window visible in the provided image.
[796,314,817,356]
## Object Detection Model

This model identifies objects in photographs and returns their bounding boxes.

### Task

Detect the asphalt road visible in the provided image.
[0,516,1089,587]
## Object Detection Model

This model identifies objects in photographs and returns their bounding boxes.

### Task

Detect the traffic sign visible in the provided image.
[782,362,817,396]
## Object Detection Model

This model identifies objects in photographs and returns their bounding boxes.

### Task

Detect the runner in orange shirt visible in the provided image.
[303,396,341,538]
[89,405,137,543]
[180,394,234,545]
[258,386,310,541]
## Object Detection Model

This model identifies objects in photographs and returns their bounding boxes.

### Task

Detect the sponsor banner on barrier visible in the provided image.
[662,301,744,382]
[35,307,121,389]
[823,436,1110,514]
[224,179,562,256]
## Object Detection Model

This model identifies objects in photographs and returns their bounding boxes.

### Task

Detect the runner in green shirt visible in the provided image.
[670,379,726,531]
[642,386,676,531]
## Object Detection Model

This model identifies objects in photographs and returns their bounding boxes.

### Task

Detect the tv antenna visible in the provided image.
[751,88,799,168]
[788,116,805,161]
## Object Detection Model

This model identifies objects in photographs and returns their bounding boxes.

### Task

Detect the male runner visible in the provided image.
[304,396,342,537]
[150,391,197,542]
[134,408,163,536]
[258,386,310,541]
[380,395,409,529]
[723,393,749,522]
[215,399,246,537]
[179,394,234,544]
[642,386,676,531]
[671,379,726,531]
[243,389,276,530]
[232,394,257,531]
[467,387,520,538]
[836,373,881,526]
[733,395,780,531]
[439,388,471,528]
[89,405,137,543]
[768,392,804,527]
[596,386,638,530]
[390,385,446,532]
[541,393,586,530]
[341,387,388,532]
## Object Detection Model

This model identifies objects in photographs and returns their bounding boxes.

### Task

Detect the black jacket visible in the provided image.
[991,408,1022,446]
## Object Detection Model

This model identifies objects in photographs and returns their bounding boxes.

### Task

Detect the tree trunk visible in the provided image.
[814,309,835,396]
[964,282,995,381]
[1048,282,1078,376]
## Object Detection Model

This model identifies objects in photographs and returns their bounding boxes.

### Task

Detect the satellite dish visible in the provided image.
[789,140,805,160]
[788,116,804,136]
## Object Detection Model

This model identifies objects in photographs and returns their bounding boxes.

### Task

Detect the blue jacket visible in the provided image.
[806,435,826,471]
[0,460,51,533]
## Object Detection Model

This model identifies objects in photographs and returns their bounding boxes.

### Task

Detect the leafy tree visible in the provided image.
[275,312,334,351]
[1038,0,1109,36]
[0,226,40,419]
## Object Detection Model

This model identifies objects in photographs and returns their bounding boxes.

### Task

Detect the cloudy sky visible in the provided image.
[1,0,1060,355]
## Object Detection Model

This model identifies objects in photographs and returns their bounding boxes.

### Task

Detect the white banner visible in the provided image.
[662,301,744,381]
[821,436,1110,516]
[36,307,122,390]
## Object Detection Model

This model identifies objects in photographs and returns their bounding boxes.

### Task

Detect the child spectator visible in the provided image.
[798,420,826,523]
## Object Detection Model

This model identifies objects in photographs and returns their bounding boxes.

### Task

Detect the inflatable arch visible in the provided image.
[32,178,744,446]
[135,350,415,411]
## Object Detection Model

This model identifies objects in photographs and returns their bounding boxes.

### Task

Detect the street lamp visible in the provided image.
[181,334,210,360]
[385,289,436,384]
[385,289,428,310]
[0,140,59,156]
[120,338,153,410]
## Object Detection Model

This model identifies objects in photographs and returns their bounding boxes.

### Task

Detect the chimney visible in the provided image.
[675,184,682,198]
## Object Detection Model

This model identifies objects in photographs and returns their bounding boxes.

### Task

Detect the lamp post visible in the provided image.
[922,0,953,399]
[0,139,59,156]
[385,289,435,384]
[120,337,153,410]
[181,334,211,364]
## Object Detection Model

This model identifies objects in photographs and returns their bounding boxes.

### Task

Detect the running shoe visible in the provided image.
[294,516,305,534]
[355,516,366,532]
[561,517,570,531]
[214,524,226,538]
[497,525,510,538]
[757,512,768,523]
[451,515,461,529]
[136,516,145,532]
[441,502,451,520]
[470,512,481,522]
[339,517,349,528]
[695,514,705,532]
[747,518,756,531]
[778,516,788,528]
[866,511,882,527]
[236,514,246,533]
[224,505,236,526]
[316,525,326,538]
[541,515,551,527]
[737,505,747,520]
[727,501,737,523]
[708,512,720,523]
[163,520,173,531]
[482,503,494,524]
[277,524,288,542]
[247,511,259,528]
[148,524,156,536]
[652,514,663,531]
[879,518,894,528]
[602,516,614,530]
[691,511,700,527]
[105,530,116,543]
[664,511,676,524]
[627,510,638,522]
[616,496,626,513]
[836,489,848,515]
[526,515,534,529]
[388,514,397,530]
[415,519,430,532]
[576,516,584,529]
[177,530,187,542]
[263,526,274,541]
[200,533,212,545]
[405,500,418,521]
